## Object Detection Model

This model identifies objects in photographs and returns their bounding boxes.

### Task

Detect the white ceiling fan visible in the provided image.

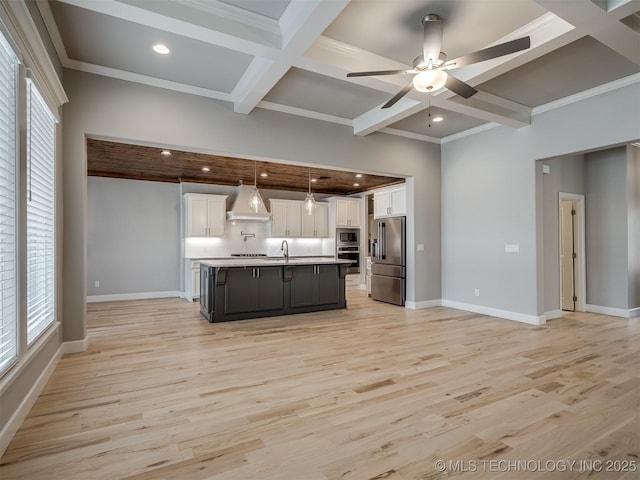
[347,14,531,109]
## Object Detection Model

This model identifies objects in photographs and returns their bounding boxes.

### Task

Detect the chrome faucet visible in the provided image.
[280,240,289,260]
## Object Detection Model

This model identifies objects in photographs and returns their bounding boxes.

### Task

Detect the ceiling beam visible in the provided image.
[232,0,349,114]
[535,0,640,65]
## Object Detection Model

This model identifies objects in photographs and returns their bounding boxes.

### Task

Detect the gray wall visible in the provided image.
[585,147,628,309]
[87,177,180,296]
[63,69,441,341]
[540,155,586,313]
[442,80,640,318]
[628,146,640,310]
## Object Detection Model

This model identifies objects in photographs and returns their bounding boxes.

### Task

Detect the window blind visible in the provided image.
[0,32,18,375]
[26,79,56,345]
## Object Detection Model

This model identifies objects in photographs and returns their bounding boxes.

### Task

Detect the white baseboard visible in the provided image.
[405,299,442,310]
[544,309,563,320]
[586,304,636,318]
[441,300,546,325]
[87,290,181,303]
[0,344,62,457]
[63,337,88,354]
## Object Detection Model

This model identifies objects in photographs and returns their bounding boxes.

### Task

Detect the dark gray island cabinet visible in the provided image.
[200,259,351,322]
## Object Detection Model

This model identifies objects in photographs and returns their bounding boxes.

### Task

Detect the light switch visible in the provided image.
[542,164,550,174]
[505,244,520,253]
[417,244,424,251]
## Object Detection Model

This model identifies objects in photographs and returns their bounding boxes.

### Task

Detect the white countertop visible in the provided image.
[199,257,352,267]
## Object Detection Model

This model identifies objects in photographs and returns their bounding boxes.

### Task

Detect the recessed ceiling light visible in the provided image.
[311,178,317,183]
[353,183,360,187]
[260,172,268,177]
[201,167,210,172]
[432,116,444,122]
[355,174,363,178]
[160,150,172,156]
[153,44,170,55]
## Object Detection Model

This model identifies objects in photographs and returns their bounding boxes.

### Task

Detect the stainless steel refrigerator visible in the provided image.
[371,216,405,306]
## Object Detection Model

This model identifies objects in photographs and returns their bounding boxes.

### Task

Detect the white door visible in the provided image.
[561,199,575,311]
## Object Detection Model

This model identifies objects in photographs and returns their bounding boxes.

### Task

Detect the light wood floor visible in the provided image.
[1,291,638,479]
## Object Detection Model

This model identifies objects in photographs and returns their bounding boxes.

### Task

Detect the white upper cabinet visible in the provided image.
[301,202,328,237]
[185,193,227,237]
[335,198,361,228]
[270,199,302,237]
[373,184,406,218]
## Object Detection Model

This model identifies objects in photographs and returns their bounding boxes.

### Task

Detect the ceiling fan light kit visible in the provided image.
[347,13,531,109]
[413,69,447,92]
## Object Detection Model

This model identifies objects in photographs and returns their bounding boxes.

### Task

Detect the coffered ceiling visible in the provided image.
[38,0,639,144]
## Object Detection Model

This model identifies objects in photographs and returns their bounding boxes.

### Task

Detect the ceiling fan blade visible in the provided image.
[445,74,477,99]
[446,36,531,69]
[422,14,444,66]
[382,83,414,109]
[347,69,415,78]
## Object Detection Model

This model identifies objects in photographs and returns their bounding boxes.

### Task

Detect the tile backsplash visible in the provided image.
[184,221,333,258]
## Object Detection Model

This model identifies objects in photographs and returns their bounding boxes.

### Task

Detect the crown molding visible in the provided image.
[441,122,499,143]
[532,72,640,115]
[257,101,352,127]
[65,59,232,102]
[379,127,441,144]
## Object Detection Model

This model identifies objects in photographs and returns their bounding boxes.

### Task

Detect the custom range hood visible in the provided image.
[226,183,271,222]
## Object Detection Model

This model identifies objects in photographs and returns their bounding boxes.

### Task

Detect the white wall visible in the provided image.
[63,69,441,341]
[442,80,640,321]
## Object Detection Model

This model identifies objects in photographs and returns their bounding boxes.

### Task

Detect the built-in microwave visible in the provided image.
[337,229,358,244]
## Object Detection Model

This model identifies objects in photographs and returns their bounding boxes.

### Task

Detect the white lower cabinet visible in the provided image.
[186,261,200,301]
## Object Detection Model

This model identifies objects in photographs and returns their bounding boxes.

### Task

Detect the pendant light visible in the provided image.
[248,160,265,212]
[304,167,316,215]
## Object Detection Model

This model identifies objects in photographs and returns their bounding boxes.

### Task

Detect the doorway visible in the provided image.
[559,193,585,312]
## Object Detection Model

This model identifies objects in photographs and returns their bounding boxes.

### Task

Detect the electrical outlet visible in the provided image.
[94,280,100,288]
[416,244,424,251]
[474,288,480,297]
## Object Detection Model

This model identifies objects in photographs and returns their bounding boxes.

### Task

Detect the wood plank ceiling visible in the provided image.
[87,139,404,196]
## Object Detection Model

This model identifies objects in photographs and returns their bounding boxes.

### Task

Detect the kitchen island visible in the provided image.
[199,258,352,322]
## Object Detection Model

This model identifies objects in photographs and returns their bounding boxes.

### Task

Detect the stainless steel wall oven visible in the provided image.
[336,228,360,274]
